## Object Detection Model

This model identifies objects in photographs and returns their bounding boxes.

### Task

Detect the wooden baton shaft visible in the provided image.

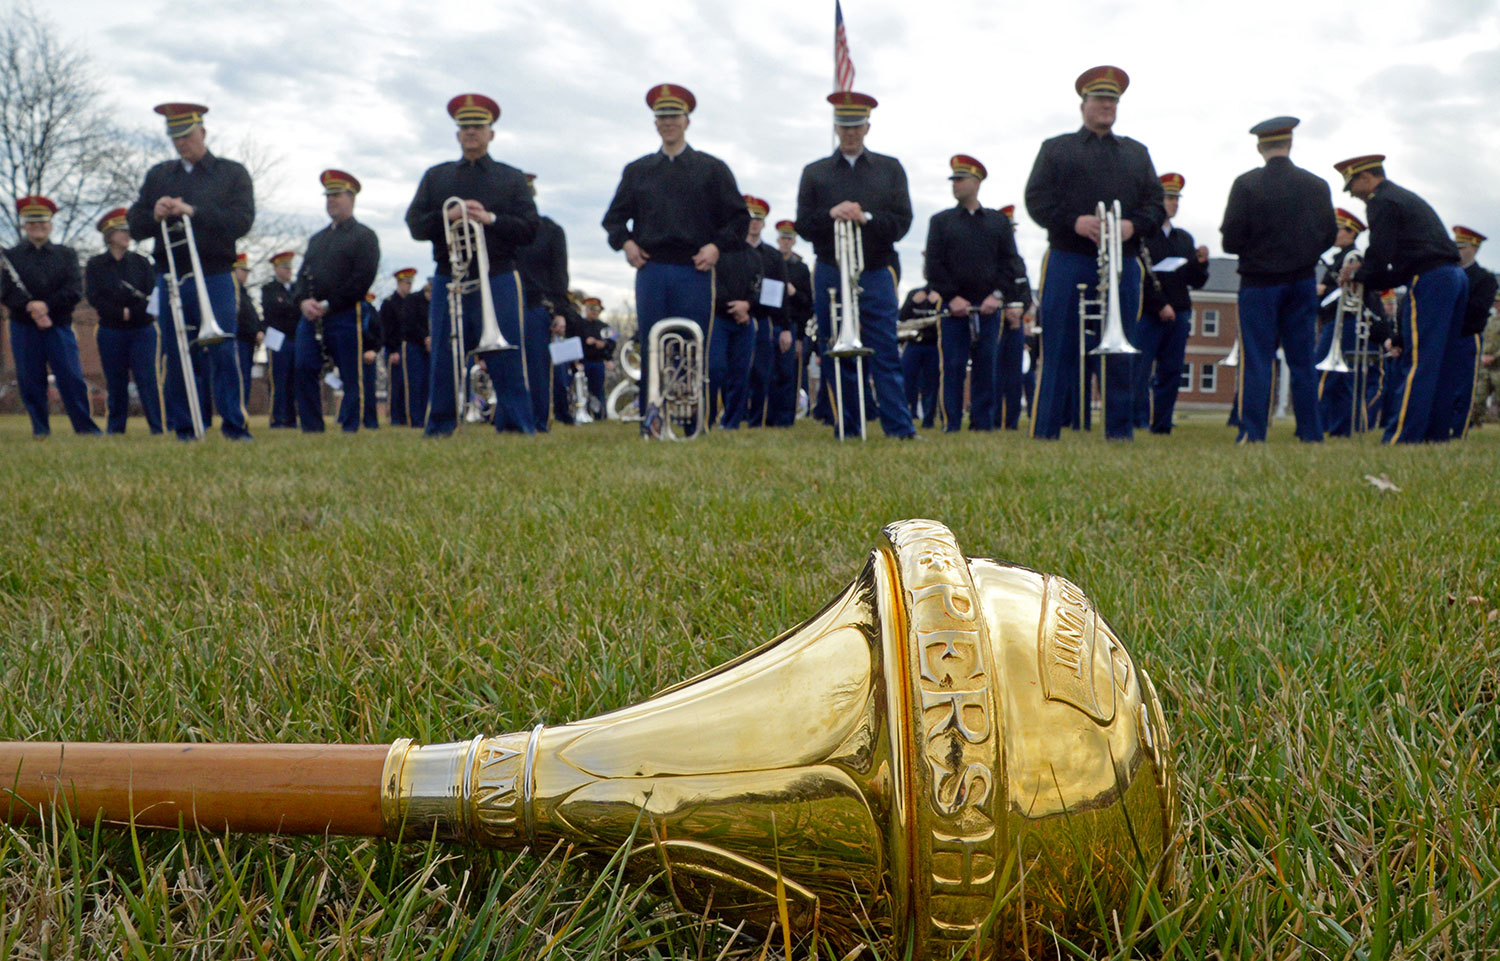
[0,743,389,837]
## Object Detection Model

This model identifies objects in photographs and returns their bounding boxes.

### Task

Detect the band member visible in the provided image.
[407,93,538,436]
[899,280,942,429]
[1335,154,1467,444]
[85,207,161,434]
[707,206,765,430]
[771,220,813,426]
[602,84,748,427]
[231,252,263,405]
[991,205,1033,431]
[1220,117,1334,443]
[2,196,100,437]
[1315,209,1389,436]
[795,91,917,439]
[126,102,254,441]
[359,291,380,429]
[740,196,789,428]
[1024,66,1164,440]
[578,296,614,418]
[926,156,1027,432]
[1449,226,1496,437]
[517,172,569,431]
[404,281,433,428]
[261,251,298,428]
[291,169,380,432]
[1134,173,1209,434]
[380,267,418,425]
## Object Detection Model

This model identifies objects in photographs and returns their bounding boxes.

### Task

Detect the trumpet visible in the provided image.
[827,218,873,441]
[642,317,705,440]
[158,216,229,439]
[442,197,514,419]
[1075,200,1138,429]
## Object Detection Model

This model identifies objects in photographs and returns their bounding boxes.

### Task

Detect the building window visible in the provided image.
[1179,365,1193,392]
[1202,309,1220,337]
[1200,362,1217,393]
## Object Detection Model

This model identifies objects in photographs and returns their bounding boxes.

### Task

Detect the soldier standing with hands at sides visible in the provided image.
[291,169,380,433]
[261,251,299,428]
[795,90,918,439]
[1025,66,1164,440]
[770,220,813,427]
[741,196,789,428]
[517,172,570,432]
[602,84,748,428]
[1334,154,1467,444]
[231,252,263,403]
[380,267,419,426]
[991,205,1034,431]
[1220,117,1334,443]
[127,102,254,441]
[1447,226,1495,438]
[2,195,100,438]
[1134,173,1209,434]
[407,93,539,436]
[86,207,161,434]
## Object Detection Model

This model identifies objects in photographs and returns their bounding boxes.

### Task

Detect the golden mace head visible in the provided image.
[383,519,1179,958]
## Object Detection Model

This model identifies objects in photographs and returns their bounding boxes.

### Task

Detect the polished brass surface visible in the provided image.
[383,519,1179,958]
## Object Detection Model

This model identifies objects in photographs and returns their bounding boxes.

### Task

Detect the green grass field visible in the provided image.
[1,411,1497,959]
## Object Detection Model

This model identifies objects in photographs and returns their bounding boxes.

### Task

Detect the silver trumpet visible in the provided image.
[1316,283,1360,374]
[643,317,705,440]
[442,197,514,419]
[158,215,228,439]
[827,218,873,441]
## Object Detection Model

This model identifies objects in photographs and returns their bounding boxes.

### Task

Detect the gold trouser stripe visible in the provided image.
[1458,332,1481,440]
[1030,249,1051,437]
[400,343,412,422]
[1389,279,1421,443]
[356,308,365,423]
[232,282,248,424]
[935,316,947,430]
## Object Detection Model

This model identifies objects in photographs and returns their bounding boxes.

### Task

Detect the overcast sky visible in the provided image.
[55,0,1500,307]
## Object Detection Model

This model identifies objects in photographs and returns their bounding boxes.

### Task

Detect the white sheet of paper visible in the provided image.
[1321,289,1341,307]
[146,286,160,317]
[549,336,583,365]
[1151,256,1188,273]
[324,372,343,391]
[263,327,286,352]
[759,278,786,309]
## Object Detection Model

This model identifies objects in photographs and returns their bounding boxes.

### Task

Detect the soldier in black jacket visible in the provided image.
[2,195,100,437]
[899,282,942,429]
[795,91,917,439]
[990,205,1034,431]
[602,84,747,428]
[86,207,161,434]
[407,93,539,436]
[742,196,789,428]
[380,267,418,426]
[1220,117,1334,443]
[517,173,569,431]
[261,251,299,427]
[1335,154,1467,444]
[403,283,432,428]
[359,292,380,429]
[1315,209,1390,436]
[1448,225,1496,438]
[1134,174,1209,434]
[707,208,765,430]
[771,221,813,426]
[926,155,1027,432]
[291,169,380,433]
[1025,66,1164,439]
[126,102,254,441]
[231,252,263,407]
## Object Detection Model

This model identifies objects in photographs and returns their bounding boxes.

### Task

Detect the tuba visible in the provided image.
[442,197,514,418]
[642,317,705,439]
[0,520,1178,960]
[827,218,874,440]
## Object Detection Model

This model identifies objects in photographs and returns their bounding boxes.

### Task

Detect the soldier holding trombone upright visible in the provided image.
[127,102,255,441]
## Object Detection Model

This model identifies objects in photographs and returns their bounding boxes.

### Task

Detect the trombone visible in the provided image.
[442,197,514,421]
[1075,200,1137,430]
[827,218,873,441]
[158,215,229,438]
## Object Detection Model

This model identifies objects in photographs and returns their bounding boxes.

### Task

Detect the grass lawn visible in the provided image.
[1,411,1497,958]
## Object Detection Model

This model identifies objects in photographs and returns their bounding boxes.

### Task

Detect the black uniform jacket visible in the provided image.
[602,144,748,267]
[715,243,764,318]
[127,151,255,276]
[291,218,380,315]
[752,241,789,327]
[1141,226,1210,318]
[518,216,569,309]
[2,241,81,327]
[235,280,263,343]
[899,286,940,345]
[85,250,155,330]
[1025,127,1164,258]
[1352,179,1459,290]
[1463,262,1498,336]
[260,280,299,336]
[925,204,1029,307]
[782,253,814,334]
[795,149,912,271]
[1220,156,1335,286]
[406,153,538,276]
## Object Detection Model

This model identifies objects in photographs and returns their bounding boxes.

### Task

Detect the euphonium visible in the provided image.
[1,520,1177,960]
[643,317,705,440]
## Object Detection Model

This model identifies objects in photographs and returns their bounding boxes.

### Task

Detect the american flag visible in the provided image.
[834,1,855,92]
